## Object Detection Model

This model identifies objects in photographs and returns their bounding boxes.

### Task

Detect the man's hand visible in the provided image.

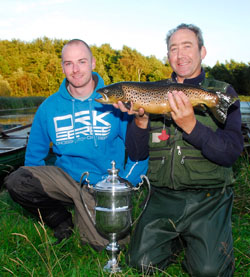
[168,91,196,134]
[113,101,149,129]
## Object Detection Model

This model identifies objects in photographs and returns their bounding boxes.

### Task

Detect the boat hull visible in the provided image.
[0,124,31,180]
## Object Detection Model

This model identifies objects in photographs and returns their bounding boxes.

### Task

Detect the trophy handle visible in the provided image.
[79,171,96,225]
[132,174,151,226]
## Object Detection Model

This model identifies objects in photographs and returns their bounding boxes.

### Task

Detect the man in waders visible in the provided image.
[119,24,243,276]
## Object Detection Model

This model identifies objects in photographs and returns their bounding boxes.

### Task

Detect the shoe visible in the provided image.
[53,217,74,244]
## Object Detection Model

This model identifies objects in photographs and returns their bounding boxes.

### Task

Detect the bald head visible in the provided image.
[61,39,93,63]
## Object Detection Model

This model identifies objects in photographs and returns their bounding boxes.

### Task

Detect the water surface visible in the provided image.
[0,103,249,130]
[0,108,36,130]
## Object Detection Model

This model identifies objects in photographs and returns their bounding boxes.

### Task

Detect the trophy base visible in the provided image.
[103,259,122,273]
[103,240,122,273]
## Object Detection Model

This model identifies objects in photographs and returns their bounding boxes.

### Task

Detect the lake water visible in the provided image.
[0,107,36,130]
[240,101,250,126]
[0,103,249,130]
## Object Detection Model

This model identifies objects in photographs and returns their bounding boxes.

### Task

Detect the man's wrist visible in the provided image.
[135,115,149,129]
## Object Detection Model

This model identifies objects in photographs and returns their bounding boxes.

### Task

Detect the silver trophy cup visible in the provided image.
[80,161,150,273]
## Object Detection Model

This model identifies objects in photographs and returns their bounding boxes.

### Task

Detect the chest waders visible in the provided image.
[128,78,235,277]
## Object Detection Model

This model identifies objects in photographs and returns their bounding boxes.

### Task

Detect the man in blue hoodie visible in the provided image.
[4,39,148,249]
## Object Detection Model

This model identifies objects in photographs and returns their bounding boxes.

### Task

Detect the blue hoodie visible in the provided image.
[25,72,148,185]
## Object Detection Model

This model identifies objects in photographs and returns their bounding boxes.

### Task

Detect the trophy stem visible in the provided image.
[103,233,121,273]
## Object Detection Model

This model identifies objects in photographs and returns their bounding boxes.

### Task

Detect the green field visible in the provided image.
[0,153,249,276]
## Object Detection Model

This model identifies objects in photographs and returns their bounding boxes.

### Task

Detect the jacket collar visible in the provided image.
[171,68,205,85]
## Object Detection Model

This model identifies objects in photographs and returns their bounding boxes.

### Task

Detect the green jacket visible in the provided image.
[147,78,234,190]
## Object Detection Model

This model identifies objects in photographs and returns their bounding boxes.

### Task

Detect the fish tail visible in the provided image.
[210,92,238,123]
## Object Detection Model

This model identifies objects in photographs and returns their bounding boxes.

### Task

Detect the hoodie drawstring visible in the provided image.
[88,98,98,148]
[72,99,76,143]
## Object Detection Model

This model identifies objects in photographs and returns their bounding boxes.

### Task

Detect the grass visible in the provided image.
[231,150,250,276]
[0,152,249,276]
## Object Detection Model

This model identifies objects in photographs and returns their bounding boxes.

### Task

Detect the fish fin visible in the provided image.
[122,101,131,110]
[211,92,238,123]
[195,104,207,112]
[164,112,172,120]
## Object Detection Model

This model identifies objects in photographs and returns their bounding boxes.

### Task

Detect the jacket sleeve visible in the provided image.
[125,119,149,161]
[25,104,51,166]
[183,85,244,167]
[116,112,149,186]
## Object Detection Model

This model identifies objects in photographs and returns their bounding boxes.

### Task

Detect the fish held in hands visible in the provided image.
[95,81,238,123]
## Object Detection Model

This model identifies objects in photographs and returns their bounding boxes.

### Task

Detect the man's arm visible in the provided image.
[114,102,149,161]
[126,119,149,161]
[168,88,244,167]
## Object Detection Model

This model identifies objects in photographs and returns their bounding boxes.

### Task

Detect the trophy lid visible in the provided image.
[94,161,131,192]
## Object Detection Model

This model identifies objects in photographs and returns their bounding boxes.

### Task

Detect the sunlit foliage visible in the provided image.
[0,38,249,97]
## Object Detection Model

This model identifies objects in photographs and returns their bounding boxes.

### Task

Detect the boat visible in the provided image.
[0,124,31,180]
[241,101,250,155]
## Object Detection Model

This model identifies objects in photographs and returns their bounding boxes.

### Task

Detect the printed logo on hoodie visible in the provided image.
[53,110,111,144]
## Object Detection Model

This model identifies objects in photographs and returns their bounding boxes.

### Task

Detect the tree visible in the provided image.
[206,60,250,96]
[0,75,11,96]
[0,39,249,97]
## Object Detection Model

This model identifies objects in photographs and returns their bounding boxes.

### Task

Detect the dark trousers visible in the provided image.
[5,166,108,248]
[128,186,235,277]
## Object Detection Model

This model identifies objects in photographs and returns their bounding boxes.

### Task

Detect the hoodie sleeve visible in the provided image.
[25,103,51,166]
[183,85,244,167]
[120,156,149,186]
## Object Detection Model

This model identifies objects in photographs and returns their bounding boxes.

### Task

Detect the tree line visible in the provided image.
[0,37,249,97]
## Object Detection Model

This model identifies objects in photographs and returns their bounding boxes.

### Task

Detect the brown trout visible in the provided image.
[95,81,238,123]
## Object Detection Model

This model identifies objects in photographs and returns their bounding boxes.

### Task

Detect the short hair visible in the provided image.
[61,39,93,61]
[166,23,204,51]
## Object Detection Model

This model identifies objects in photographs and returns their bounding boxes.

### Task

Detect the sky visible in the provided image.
[0,0,249,67]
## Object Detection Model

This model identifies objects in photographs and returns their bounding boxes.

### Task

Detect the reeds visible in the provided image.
[0,97,45,110]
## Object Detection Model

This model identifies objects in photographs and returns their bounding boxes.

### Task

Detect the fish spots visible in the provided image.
[96,81,237,123]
